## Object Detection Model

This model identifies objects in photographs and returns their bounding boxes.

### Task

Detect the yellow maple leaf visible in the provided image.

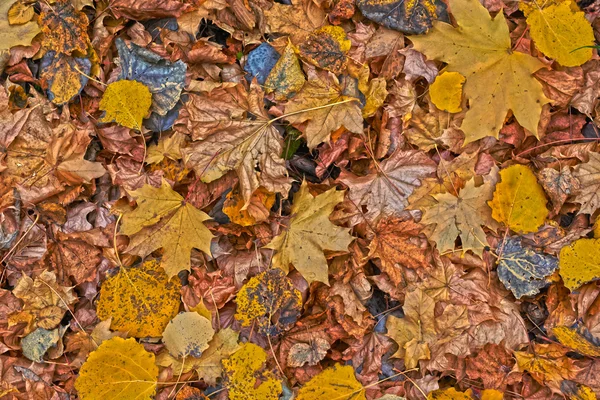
[488,164,548,233]
[120,180,214,277]
[429,71,465,113]
[522,0,594,67]
[99,80,152,130]
[146,132,186,164]
[162,312,215,358]
[284,75,363,149]
[559,238,600,291]
[222,343,282,400]
[96,260,181,337]
[411,0,549,143]
[75,337,158,400]
[265,181,354,285]
[296,364,365,400]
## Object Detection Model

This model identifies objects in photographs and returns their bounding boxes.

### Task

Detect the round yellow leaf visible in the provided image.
[75,337,158,400]
[488,164,548,233]
[96,260,181,338]
[430,71,465,113]
[297,364,365,400]
[427,387,473,399]
[559,238,600,291]
[8,1,35,25]
[162,312,215,358]
[99,80,152,130]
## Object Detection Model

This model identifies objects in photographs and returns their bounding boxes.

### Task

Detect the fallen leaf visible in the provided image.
[538,167,580,216]
[99,80,152,130]
[193,328,240,385]
[75,337,158,400]
[222,187,275,226]
[40,0,89,54]
[411,0,549,143]
[162,312,215,358]
[120,180,214,277]
[96,260,181,337]
[222,343,282,400]
[296,364,365,400]
[287,338,330,367]
[429,71,465,113]
[0,1,40,54]
[427,388,472,400]
[145,132,186,164]
[573,152,600,215]
[558,238,600,291]
[497,237,558,299]
[357,0,448,34]
[265,43,306,101]
[514,343,579,384]
[298,26,351,74]
[265,181,354,285]
[552,326,600,357]
[265,0,326,44]
[8,2,35,25]
[362,77,388,118]
[40,51,91,105]
[21,328,60,363]
[489,164,549,233]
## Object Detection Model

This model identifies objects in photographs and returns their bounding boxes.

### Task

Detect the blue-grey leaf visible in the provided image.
[244,43,280,85]
[356,0,449,34]
[144,99,184,132]
[116,38,186,116]
[22,328,60,363]
[497,237,558,299]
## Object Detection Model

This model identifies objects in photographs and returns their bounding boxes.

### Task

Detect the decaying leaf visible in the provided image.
[163,312,215,358]
[357,0,448,34]
[40,0,89,54]
[514,343,579,384]
[552,326,600,357]
[298,26,351,74]
[193,328,240,385]
[75,337,158,400]
[265,181,354,285]
[497,237,558,299]
[265,43,306,101]
[573,152,600,215]
[559,238,600,291]
[296,364,366,400]
[96,260,181,337]
[411,0,549,143]
[489,164,548,233]
[235,269,302,335]
[21,327,60,363]
[99,80,153,130]
[40,51,91,105]
[222,343,282,400]
[265,0,326,44]
[120,180,214,277]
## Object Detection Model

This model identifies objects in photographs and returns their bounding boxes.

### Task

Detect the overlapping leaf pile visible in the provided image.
[0,0,600,399]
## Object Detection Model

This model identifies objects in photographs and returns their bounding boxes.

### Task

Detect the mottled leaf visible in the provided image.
[357,0,449,34]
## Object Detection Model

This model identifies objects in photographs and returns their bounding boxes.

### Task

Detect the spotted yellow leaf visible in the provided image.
[99,80,152,130]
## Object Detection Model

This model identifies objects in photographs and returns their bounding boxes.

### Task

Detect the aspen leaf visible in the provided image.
[411,0,549,143]
[120,180,214,277]
[99,80,152,130]
[8,2,34,25]
[0,1,40,52]
[40,52,91,105]
[430,71,465,113]
[21,327,60,363]
[265,43,305,100]
[235,269,302,335]
[222,343,282,400]
[523,0,594,67]
[75,337,158,400]
[298,26,351,74]
[40,0,90,54]
[265,181,354,285]
[362,77,388,118]
[489,164,548,233]
[162,312,215,358]
[296,364,366,400]
[559,238,600,291]
[96,260,181,337]
[552,326,600,357]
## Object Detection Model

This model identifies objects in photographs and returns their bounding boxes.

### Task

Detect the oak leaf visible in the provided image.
[419,178,496,256]
[573,152,600,215]
[265,181,354,285]
[75,337,158,400]
[99,80,152,130]
[411,0,550,143]
[489,164,548,233]
[222,343,282,400]
[96,260,181,337]
[339,149,436,224]
[120,180,214,277]
[235,269,302,335]
[296,364,366,400]
[179,82,291,206]
[284,74,363,149]
[522,0,594,67]
[162,312,215,358]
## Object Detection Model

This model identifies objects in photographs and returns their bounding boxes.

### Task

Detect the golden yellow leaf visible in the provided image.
[523,0,594,67]
[99,80,152,130]
[411,0,549,143]
[552,326,600,357]
[235,269,302,335]
[298,25,351,74]
[223,187,275,226]
[430,71,465,113]
[75,337,158,400]
[481,389,504,400]
[514,343,578,383]
[162,312,215,358]
[265,181,354,285]
[565,384,598,400]
[96,260,181,338]
[222,343,282,400]
[489,164,548,233]
[120,180,214,277]
[265,43,305,101]
[284,75,363,149]
[146,132,186,164]
[8,1,34,25]
[296,364,365,400]
[362,77,388,118]
[559,238,600,291]
[0,1,40,53]
[427,388,473,400]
